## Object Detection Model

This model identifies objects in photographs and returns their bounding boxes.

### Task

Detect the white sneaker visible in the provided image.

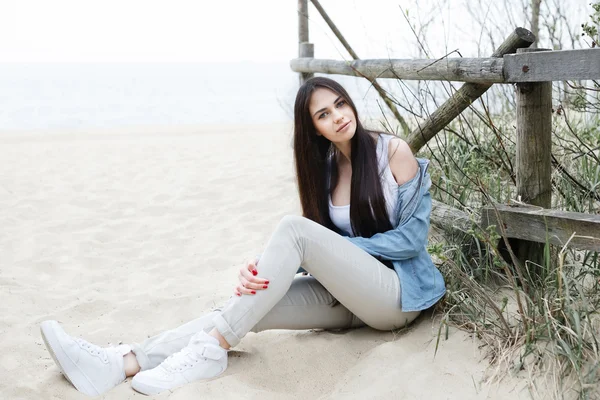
[131,331,227,395]
[40,320,131,396]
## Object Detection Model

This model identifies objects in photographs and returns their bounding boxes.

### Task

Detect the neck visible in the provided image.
[334,141,352,164]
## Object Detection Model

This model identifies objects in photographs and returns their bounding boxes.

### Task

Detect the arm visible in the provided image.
[387,137,418,185]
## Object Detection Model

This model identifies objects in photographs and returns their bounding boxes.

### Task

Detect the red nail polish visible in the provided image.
[264,280,270,284]
[236,293,241,297]
[251,290,256,294]
[252,270,258,276]
[263,285,268,289]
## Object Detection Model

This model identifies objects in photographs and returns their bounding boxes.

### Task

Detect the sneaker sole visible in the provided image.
[131,368,225,396]
[40,320,100,396]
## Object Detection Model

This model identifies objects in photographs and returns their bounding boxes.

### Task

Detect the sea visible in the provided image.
[0,62,390,131]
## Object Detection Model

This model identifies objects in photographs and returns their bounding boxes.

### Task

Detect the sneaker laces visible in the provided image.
[75,338,130,362]
[162,347,201,372]
[75,338,108,361]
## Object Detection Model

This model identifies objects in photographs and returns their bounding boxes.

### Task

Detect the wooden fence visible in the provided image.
[294,0,600,266]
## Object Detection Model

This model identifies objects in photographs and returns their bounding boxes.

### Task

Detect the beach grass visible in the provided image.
[362,5,600,395]
[409,85,600,399]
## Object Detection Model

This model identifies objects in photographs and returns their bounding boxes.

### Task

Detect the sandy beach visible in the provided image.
[0,123,529,399]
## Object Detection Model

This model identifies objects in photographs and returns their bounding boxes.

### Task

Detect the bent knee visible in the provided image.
[277,215,314,233]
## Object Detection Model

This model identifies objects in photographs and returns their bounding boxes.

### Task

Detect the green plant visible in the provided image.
[582,2,600,47]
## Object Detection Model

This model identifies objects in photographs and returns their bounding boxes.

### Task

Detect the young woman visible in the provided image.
[40,77,446,396]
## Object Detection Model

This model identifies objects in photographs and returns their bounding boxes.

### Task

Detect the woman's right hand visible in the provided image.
[234,259,269,296]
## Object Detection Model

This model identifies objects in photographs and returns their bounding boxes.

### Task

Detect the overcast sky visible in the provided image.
[0,0,591,63]
[0,0,467,63]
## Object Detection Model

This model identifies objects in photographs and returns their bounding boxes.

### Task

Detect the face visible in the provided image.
[308,87,356,144]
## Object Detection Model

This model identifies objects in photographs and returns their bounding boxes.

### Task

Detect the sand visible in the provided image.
[0,123,530,399]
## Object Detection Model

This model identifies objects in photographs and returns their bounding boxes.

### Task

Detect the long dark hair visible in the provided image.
[293,77,393,239]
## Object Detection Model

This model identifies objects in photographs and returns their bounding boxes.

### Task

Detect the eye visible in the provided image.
[336,100,346,108]
[318,111,329,119]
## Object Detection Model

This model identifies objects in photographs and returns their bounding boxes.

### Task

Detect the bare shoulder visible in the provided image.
[387,137,418,185]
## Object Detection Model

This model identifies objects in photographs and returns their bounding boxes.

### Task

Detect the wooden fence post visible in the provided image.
[298,0,314,84]
[514,47,553,273]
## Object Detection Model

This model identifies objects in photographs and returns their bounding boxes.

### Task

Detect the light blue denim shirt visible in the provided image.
[344,158,446,312]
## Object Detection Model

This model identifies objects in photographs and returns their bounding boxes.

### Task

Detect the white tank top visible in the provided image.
[329,134,400,236]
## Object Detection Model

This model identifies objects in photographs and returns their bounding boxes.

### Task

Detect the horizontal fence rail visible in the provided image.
[481,204,600,252]
[290,48,600,83]
[290,57,505,83]
[431,201,600,253]
[504,48,600,82]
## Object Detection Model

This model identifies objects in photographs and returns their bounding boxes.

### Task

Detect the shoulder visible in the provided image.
[387,137,418,185]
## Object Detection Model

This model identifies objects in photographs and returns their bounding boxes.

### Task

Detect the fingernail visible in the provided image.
[251,290,256,294]
[264,280,270,284]
[236,293,241,297]
[263,285,268,289]
[252,270,258,276]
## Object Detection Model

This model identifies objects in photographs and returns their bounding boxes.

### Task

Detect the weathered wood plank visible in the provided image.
[406,27,535,152]
[514,48,553,267]
[504,48,600,82]
[298,0,309,43]
[481,204,600,252]
[299,42,314,58]
[290,57,505,83]
[516,49,553,208]
[431,200,473,234]
[298,0,313,84]
[299,42,315,84]
[292,48,600,84]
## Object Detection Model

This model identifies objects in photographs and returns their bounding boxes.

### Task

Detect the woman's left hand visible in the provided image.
[234,259,269,296]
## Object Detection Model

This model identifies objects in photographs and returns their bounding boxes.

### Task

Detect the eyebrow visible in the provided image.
[312,96,343,117]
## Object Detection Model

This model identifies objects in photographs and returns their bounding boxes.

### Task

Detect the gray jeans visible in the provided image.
[131,216,420,371]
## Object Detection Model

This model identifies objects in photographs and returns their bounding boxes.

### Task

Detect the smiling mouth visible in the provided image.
[337,121,351,132]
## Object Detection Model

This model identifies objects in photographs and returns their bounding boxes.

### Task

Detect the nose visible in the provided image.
[332,109,344,123]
